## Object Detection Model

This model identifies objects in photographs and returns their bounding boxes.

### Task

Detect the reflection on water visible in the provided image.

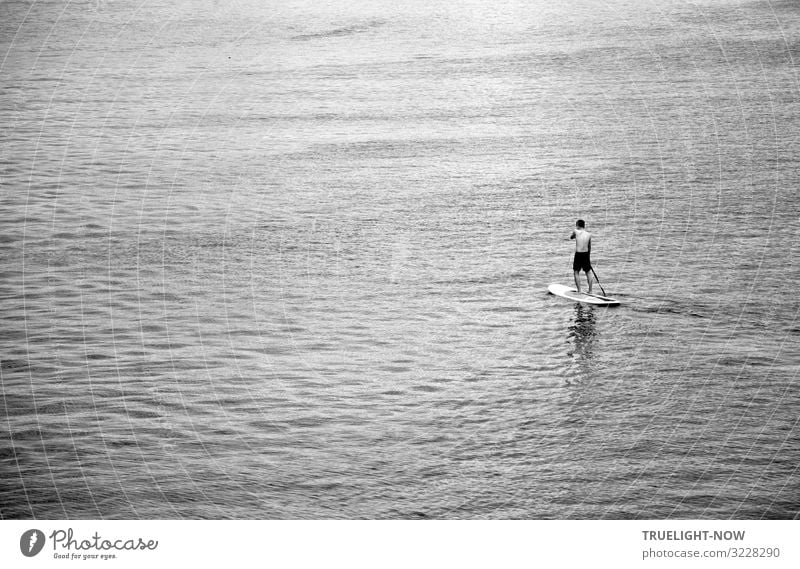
[567,304,597,377]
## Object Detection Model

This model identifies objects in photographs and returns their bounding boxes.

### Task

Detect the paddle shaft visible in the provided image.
[590,267,607,296]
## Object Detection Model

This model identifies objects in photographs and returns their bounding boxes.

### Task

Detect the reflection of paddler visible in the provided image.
[569,219,593,294]
[569,303,597,370]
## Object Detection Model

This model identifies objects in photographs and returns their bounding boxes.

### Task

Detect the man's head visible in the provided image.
[576,219,585,229]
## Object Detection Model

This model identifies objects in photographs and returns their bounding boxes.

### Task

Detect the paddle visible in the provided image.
[583,239,609,296]
[590,267,607,297]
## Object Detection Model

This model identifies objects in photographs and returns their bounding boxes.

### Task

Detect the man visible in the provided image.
[569,219,593,294]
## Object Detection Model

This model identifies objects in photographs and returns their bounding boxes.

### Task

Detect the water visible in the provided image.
[1,0,799,519]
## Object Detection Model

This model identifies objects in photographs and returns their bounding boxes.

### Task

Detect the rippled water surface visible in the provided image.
[1,0,799,519]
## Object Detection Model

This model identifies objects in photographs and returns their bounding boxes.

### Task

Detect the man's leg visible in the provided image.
[586,270,593,294]
[573,270,582,293]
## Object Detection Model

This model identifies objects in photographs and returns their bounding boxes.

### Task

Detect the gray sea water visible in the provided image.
[1,0,799,519]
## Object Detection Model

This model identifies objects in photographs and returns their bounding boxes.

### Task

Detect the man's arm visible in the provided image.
[569,230,575,240]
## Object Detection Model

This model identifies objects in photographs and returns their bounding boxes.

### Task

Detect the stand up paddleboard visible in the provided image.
[548,283,620,306]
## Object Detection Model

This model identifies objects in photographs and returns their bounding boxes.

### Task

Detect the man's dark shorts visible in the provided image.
[573,251,592,272]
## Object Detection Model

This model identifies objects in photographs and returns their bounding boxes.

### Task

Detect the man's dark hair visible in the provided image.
[576,219,585,228]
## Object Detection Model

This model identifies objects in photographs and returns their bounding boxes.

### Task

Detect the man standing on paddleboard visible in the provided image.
[569,219,593,294]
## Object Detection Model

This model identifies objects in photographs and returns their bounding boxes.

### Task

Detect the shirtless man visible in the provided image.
[569,219,593,294]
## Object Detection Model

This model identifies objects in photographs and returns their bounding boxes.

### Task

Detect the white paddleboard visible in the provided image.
[548,283,620,306]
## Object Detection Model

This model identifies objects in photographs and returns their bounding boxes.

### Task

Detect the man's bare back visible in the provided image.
[570,228,591,252]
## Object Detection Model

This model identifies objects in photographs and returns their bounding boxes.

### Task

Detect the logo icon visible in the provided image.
[20,529,45,557]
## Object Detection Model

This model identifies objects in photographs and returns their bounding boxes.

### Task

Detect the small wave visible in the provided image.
[291,19,386,41]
